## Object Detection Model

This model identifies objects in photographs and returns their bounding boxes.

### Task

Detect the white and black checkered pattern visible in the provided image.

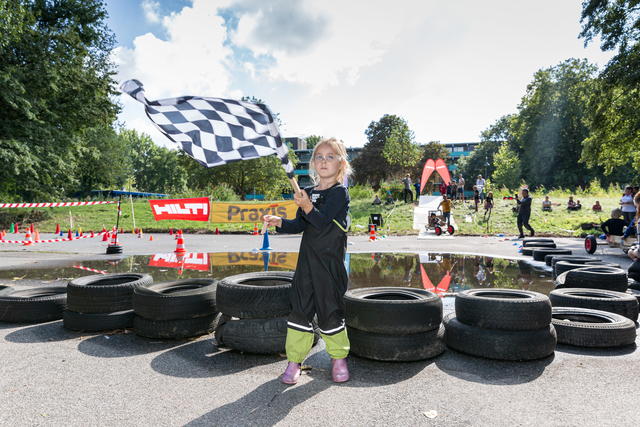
[120,80,295,179]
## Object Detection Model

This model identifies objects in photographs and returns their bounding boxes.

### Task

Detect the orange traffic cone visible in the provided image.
[14,223,18,234]
[23,229,33,246]
[215,227,220,235]
[68,229,73,239]
[120,228,124,234]
[108,231,120,247]
[30,223,34,233]
[170,229,174,236]
[102,226,107,233]
[138,229,143,238]
[253,223,259,235]
[149,235,154,241]
[34,229,40,241]
[102,231,109,241]
[106,230,123,254]
[175,232,187,253]
[369,224,376,241]
[1,230,5,238]
[55,223,60,234]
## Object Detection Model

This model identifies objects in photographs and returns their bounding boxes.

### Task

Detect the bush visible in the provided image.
[348,184,375,200]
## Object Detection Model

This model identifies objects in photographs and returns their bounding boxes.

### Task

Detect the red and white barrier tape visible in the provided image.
[0,231,107,244]
[0,201,116,208]
[73,265,109,275]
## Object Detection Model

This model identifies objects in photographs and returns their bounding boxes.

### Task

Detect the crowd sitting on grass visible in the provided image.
[567,196,582,210]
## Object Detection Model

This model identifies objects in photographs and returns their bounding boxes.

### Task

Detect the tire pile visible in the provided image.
[444,289,557,360]
[133,279,219,339]
[549,264,638,348]
[0,285,67,323]
[520,238,573,260]
[344,287,445,362]
[214,272,319,354]
[64,273,152,332]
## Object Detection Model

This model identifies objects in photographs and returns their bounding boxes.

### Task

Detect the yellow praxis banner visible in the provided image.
[210,201,298,223]
[209,252,299,270]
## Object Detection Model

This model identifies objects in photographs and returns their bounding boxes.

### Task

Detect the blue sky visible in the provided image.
[106,0,615,149]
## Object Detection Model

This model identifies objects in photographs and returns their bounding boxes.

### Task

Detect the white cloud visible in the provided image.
[141,0,161,23]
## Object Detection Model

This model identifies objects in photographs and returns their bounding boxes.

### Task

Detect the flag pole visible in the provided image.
[289,178,302,197]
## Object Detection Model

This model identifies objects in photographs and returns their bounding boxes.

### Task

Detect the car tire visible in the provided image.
[552,307,636,348]
[63,310,135,331]
[455,289,552,331]
[556,267,628,293]
[444,313,556,361]
[67,273,153,314]
[532,248,572,262]
[344,287,442,334]
[216,272,293,319]
[348,324,446,362]
[0,287,67,323]
[549,288,639,321]
[133,279,218,321]
[134,313,219,339]
[547,255,598,267]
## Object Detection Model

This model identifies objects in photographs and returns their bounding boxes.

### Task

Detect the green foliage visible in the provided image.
[382,118,421,178]
[580,0,640,52]
[0,0,119,201]
[492,142,522,191]
[305,135,322,149]
[348,184,375,200]
[352,114,406,188]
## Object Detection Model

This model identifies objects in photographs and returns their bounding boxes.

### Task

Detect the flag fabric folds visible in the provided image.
[119,79,295,179]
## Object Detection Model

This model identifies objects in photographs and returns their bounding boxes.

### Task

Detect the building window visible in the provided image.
[453,147,464,152]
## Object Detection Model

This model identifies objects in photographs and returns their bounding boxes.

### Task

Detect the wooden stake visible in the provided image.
[130,194,136,231]
[290,178,302,197]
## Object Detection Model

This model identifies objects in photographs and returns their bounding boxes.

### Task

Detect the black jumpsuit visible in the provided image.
[276,183,350,363]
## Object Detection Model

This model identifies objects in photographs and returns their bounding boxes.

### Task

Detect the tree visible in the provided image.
[579,1,640,177]
[382,118,421,178]
[492,142,522,191]
[511,59,598,189]
[0,0,119,200]
[305,135,322,149]
[352,114,405,188]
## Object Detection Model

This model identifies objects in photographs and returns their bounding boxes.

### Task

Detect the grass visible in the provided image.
[0,184,628,237]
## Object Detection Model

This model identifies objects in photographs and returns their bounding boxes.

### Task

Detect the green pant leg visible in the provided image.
[322,329,350,359]
[285,328,315,364]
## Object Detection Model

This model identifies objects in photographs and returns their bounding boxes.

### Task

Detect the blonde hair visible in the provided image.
[309,137,353,185]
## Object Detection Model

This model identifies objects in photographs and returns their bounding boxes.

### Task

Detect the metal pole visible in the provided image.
[115,194,122,232]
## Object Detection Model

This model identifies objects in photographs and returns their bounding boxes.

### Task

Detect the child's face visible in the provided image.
[313,144,342,181]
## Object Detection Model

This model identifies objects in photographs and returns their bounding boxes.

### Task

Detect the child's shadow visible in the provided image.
[183,350,436,427]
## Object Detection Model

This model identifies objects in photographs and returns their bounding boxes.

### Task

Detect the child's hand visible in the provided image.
[294,191,313,213]
[262,215,282,229]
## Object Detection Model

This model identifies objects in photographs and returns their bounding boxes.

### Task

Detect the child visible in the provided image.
[484,191,494,212]
[473,185,479,212]
[372,194,382,205]
[437,194,455,225]
[592,200,602,212]
[542,195,553,212]
[601,208,628,236]
[262,137,352,385]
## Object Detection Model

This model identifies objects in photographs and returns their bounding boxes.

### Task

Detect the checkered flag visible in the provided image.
[119,80,295,179]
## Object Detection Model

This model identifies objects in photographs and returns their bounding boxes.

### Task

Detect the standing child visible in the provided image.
[262,137,352,385]
[473,186,480,212]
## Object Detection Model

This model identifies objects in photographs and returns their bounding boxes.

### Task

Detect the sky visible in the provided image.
[106,0,615,149]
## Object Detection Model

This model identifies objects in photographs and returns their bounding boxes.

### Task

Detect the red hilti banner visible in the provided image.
[149,252,210,271]
[149,197,209,221]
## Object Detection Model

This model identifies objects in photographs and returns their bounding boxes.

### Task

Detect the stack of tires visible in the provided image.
[214,272,320,354]
[344,287,445,362]
[520,238,556,256]
[550,265,638,347]
[133,279,219,339]
[0,286,67,324]
[444,289,556,360]
[64,273,152,332]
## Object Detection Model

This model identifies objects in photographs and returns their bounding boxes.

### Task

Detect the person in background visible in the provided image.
[620,185,635,223]
[450,180,458,202]
[484,191,494,212]
[440,180,447,198]
[446,181,453,199]
[576,199,583,210]
[600,208,628,236]
[413,179,421,199]
[476,174,486,202]
[592,200,603,212]
[385,190,394,205]
[567,196,579,211]
[542,195,553,212]
[516,188,534,238]
[437,193,455,226]
[372,194,382,205]
[473,185,479,212]
[457,174,465,201]
[402,173,413,203]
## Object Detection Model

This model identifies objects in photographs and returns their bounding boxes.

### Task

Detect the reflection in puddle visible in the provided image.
[0,252,554,297]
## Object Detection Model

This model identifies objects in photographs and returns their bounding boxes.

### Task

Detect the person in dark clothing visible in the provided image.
[263,137,351,385]
[516,188,534,238]
[402,174,413,203]
[601,208,628,236]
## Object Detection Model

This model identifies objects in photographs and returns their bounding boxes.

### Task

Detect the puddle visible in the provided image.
[0,252,553,311]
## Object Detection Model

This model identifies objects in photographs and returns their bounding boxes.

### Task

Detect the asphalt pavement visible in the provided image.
[0,232,638,426]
